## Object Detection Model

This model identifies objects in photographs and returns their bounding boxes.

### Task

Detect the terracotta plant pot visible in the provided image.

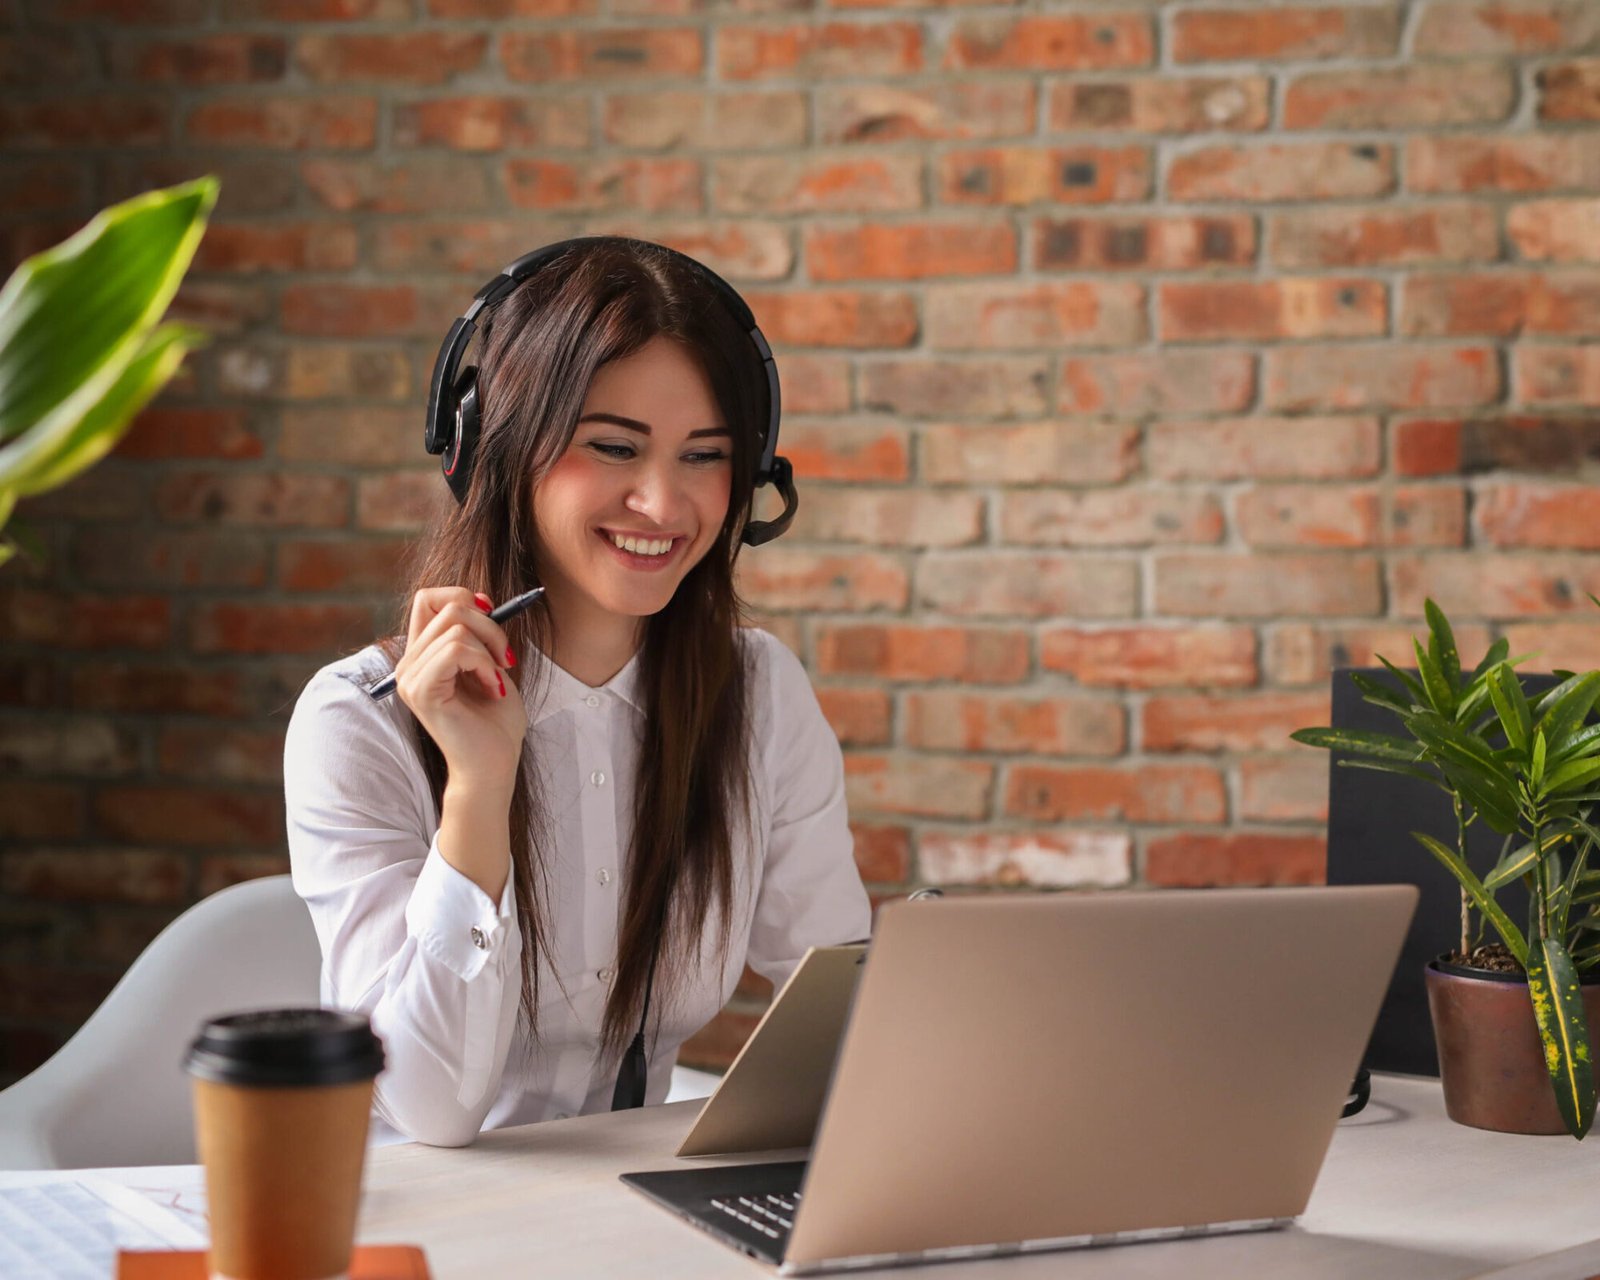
[1424,959,1600,1135]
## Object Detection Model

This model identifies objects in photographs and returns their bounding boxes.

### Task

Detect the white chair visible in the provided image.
[0,875,321,1170]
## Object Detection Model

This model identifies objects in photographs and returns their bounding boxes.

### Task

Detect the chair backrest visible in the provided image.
[0,875,321,1170]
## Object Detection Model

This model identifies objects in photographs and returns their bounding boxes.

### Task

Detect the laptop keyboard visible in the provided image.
[709,1191,802,1242]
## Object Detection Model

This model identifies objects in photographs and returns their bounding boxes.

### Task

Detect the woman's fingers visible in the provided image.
[402,628,505,706]
[402,590,512,680]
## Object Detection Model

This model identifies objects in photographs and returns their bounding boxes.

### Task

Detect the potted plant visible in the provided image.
[1293,599,1600,1139]
[0,175,217,567]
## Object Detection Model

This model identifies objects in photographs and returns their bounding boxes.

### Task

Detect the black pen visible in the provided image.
[364,587,546,702]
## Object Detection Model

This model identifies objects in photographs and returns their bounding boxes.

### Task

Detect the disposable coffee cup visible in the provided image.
[185,1009,385,1280]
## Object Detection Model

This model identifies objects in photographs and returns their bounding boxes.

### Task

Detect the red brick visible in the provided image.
[0,782,81,840]
[157,725,287,785]
[302,157,492,214]
[1476,483,1600,549]
[186,96,377,149]
[1263,345,1501,411]
[199,855,293,898]
[1265,621,1494,686]
[0,964,118,1024]
[713,154,921,214]
[1501,622,1600,674]
[284,349,411,401]
[0,31,91,85]
[279,408,416,464]
[1285,64,1514,130]
[169,282,274,335]
[1402,271,1600,337]
[816,83,1033,144]
[0,589,171,651]
[502,29,702,81]
[1390,486,1468,548]
[1508,200,1600,262]
[926,280,1147,349]
[195,223,358,273]
[779,421,909,481]
[0,850,188,905]
[1148,416,1381,481]
[189,603,374,655]
[1268,204,1500,268]
[1241,753,1328,822]
[917,553,1137,619]
[122,35,286,84]
[814,625,1030,683]
[93,786,284,847]
[1005,763,1226,824]
[735,549,908,612]
[154,471,351,527]
[1393,417,1461,477]
[1390,554,1600,618]
[44,0,207,18]
[815,687,892,746]
[1001,490,1223,547]
[939,145,1151,206]
[845,755,993,819]
[510,156,707,213]
[1155,553,1382,617]
[1059,351,1256,416]
[1144,691,1332,754]
[1035,214,1255,272]
[1174,5,1400,61]
[1407,135,1600,194]
[794,488,983,547]
[1235,486,1379,548]
[296,32,487,84]
[1169,143,1393,202]
[904,691,1125,755]
[718,22,921,80]
[0,719,139,776]
[428,0,593,12]
[805,221,1016,280]
[861,357,1050,419]
[277,538,412,592]
[944,14,1153,70]
[371,219,566,275]
[769,354,852,414]
[852,823,911,885]
[919,830,1131,888]
[0,160,89,215]
[73,529,270,590]
[1517,346,1600,404]
[356,472,447,532]
[67,662,257,718]
[604,90,805,151]
[115,407,263,460]
[232,0,413,16]
[1538,60,1600,121]
[1041,626,1258,689]
[1048,75,1270,133]
[1159,278,1385,342]
[394,95,589,152]
[595,221,796,282]
[746,289,918,349]
[0,98,168,148]
[1145,833,1326,888]
[922,421,1138,485]
[281,284,419,337]
[1415,2,1600,54]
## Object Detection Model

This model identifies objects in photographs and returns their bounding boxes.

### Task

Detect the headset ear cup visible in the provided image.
[442,366,480,504]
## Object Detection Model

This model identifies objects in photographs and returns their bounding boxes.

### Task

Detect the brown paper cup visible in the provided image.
[186,1010,385,1280]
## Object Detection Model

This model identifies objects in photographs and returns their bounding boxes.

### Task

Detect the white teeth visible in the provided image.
[610,533,671,556]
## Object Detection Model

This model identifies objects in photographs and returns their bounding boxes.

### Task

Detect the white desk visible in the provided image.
[103,1076,1600,1279]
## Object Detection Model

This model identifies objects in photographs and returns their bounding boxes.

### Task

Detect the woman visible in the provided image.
[284,238,871,1148]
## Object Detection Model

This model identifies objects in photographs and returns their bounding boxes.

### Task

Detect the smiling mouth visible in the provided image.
[598,528,683,568]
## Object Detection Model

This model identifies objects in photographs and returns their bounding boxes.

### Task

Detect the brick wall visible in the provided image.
[3,0,1600,1083]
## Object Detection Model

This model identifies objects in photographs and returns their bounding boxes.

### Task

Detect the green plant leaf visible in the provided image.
[1413,639,1456,716]
[1537,672,1600,757]
[1551,724,1600,770]
[1337,757,1445,788]
[1468,636,1512,684]
[1290,727,1424,760]
[0,177,216,499]
[1350,671,1417,718]
[1413,831,1528,965]
[1485,837,1545,892]
[1406,711,1524,832]
[1543,757,1600,801]
[1533,729,1548,788]
[1455,678,1496,728]
[1378,655,1428,711]
[1425,598,1462,692]
[1534,673,1591,718]
[1487,662,1532,755]
[1526,937,1597,1139]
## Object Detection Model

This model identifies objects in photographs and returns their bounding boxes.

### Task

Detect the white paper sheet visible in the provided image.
[0,1171,207,1279]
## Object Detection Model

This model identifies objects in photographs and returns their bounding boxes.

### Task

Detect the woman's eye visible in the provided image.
[587,441,635,460]
[686,451,728,465]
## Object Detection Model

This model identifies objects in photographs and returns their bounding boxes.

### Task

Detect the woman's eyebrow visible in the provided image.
[577,412,730,439]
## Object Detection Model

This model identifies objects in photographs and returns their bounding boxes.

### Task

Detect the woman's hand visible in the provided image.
[393,587,527,795]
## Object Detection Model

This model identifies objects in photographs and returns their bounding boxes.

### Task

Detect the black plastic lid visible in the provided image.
[184,1008,385,1087]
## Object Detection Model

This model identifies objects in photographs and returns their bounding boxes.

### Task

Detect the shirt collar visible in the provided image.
[522,649,644,725]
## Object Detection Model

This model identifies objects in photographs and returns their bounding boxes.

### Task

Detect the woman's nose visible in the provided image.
[622,462,680,522]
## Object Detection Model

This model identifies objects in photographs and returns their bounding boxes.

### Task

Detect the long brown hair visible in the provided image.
[378,240,762,1063]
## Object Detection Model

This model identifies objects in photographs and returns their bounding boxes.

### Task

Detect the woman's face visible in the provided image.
[531,335,734,634]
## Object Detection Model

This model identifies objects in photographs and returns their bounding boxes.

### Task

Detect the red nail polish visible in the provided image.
[474,593,492,614]
[497,672,506,697]
[505,646,516,668]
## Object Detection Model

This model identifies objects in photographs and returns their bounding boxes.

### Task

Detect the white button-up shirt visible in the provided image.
[284,628,870,1147]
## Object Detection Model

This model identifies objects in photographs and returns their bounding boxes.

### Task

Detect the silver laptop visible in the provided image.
[624,884,1417,1274]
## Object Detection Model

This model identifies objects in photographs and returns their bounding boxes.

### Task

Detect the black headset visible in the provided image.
[424,235,798,546]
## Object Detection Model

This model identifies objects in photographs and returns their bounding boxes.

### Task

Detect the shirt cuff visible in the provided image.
[405,838,516,982]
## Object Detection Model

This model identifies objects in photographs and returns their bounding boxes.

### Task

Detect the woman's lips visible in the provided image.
[596,528,682,572]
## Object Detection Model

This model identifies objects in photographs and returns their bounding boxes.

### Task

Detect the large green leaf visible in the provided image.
[1337,757,1445,788]
[1290,727,1424,760]
[1425,598,1462,692]
[0,177,216,495]
[1414,638,1456,717]
[1414,831,1528,964]
[1543,757,1600,801]
[1468,636,1512,685]
[1538,672,1600,757]
[1379,655,1429,712]
[1350,670,1418,719]
[1550,724,1600,769]
[1525,937,1597,1139]
[1487,662,1532,755]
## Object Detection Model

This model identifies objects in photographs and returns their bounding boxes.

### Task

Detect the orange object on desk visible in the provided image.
[117,1245,430,1278]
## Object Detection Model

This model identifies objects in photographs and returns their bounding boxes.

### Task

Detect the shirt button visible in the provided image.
[584,695,600,708]
[470,926,487,950]
[598,967,614,983]
[591,770,606,787]
[597,868,612,886]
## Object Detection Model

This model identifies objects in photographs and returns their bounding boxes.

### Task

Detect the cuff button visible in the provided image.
[470,925,488,950]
